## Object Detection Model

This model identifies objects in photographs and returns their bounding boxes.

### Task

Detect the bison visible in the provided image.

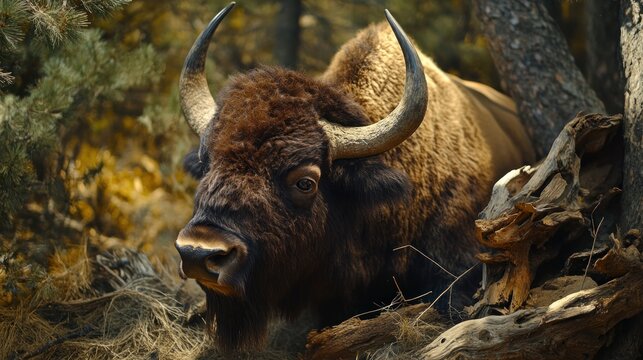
[175,2,535,351]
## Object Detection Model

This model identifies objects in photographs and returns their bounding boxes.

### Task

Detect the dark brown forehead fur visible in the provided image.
[203,66,370,175]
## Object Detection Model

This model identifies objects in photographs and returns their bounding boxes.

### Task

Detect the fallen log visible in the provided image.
[421,241,643,359]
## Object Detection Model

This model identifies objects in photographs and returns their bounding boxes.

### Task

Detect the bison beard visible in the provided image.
[204,287,269,351]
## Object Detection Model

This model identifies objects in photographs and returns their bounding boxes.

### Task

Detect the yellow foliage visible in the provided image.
[68,140,194,258]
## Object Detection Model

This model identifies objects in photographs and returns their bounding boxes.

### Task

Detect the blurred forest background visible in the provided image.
[0,0,622,356]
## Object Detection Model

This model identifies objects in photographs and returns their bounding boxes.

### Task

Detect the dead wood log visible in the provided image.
[524,275,597,308]
[421,262,643,360]
[473,0,605,157]
[474,113,623,313]
[304,304,444,360]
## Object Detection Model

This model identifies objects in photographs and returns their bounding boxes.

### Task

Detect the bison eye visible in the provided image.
[286,164,321,207]
[296,177,316,193]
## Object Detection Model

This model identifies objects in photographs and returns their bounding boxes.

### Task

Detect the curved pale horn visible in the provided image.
[179,2,236,136]
[320,10,428,160]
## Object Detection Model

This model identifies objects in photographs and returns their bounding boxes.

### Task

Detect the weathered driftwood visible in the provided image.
[421,245,643,359]
[474,113,623,313]
[304,304,443,360]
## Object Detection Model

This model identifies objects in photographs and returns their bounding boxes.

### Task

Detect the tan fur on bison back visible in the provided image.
[320,23,535,272]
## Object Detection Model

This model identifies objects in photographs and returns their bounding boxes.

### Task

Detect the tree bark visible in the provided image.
[274,0,302,70]
[474,0,605,158]
[586,0,624,114]
[620,0,643,232]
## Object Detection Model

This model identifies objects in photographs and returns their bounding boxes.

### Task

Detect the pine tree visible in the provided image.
[0,0,161,229]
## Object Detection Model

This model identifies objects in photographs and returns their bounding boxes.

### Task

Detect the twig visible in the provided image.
[350,295,404,319]
[394,245,457,279]
[414,264,479,325]
[392,276,435,304]
[404,289,434,303]
[392,276,406,302]
[581,203,604,290]
[581,213,604,291]
[349,248,470,320]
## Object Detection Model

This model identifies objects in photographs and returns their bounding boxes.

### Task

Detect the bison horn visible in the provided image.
[179,2,236,136]
[320,10,428,160]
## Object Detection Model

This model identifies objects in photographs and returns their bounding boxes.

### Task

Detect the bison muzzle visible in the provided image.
[175,2,535,352]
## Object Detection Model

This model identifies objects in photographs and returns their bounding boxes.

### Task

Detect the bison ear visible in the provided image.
[183,144,210,179]
[328,158,412,208]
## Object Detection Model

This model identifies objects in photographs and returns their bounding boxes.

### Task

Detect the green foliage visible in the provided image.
[0,28,161,226]
[0,0,161,231]
[0,0,132,55]
[72,0,132,16]
[0,1,168,310]
[0,137,33,221]
[0,0,29,50]
[30,1,90,46]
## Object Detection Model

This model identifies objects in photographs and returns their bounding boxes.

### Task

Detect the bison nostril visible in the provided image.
[204,248,237,274]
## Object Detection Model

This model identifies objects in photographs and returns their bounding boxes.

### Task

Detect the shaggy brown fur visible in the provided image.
[182,23,535,351]
[320,22,536,300]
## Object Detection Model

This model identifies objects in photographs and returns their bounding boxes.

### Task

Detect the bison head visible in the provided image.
[175,2,427,351]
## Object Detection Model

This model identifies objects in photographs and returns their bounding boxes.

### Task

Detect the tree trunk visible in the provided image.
[620,0,643,232]
[274,0,302,70]
[542,0,562,25]
[474,0,605,158]
[587,0,624,114]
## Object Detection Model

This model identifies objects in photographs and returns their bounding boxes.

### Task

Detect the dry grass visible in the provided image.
[1,282,208,359]
[0,245,460,360]
[1,238,456,360]
[1,246,208,360]
[32,242,93,304]
[366,314,447,360]
[0,248,304,360]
